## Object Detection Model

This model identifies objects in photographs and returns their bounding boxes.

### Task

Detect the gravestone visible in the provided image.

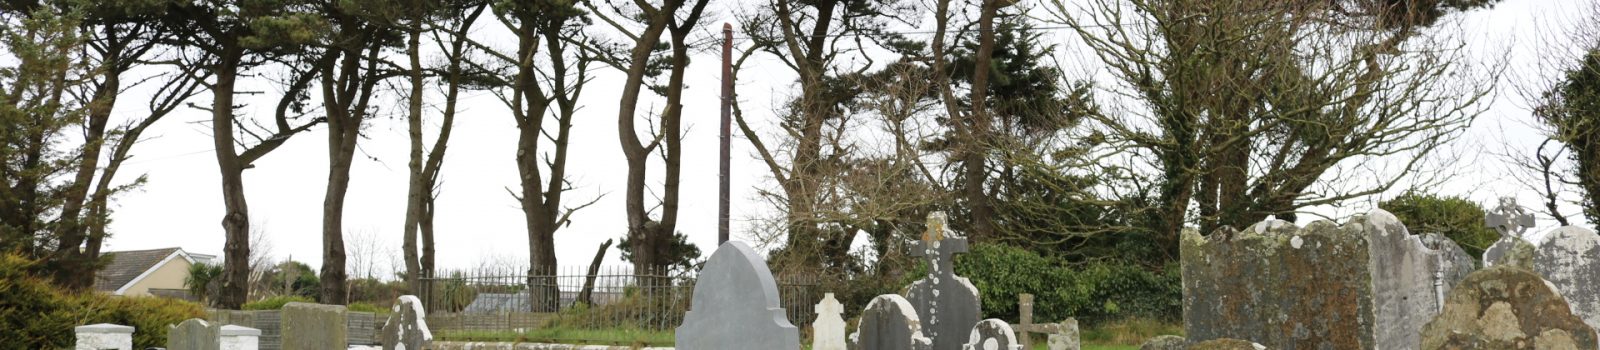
[1535,226,1600,332]
[1420,265,1598,349]
[1362,209,1475,350]
[382,295,432,350]
[903,212,980,350]
[964,319,1023,350]
[220,325,260,350]
[75,323,133,350]
[1139,335,1185,350]
[813,293,846,350]
[281,302,348,350]
[675,241,801,350]
[1015,294,1078,350]
[851,294,933,350]
[1483,197,1537,268]
[1181,216,1374,349]
[168,318,221,350]
[1187,339,1266,350]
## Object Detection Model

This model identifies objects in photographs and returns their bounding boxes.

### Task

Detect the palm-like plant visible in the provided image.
[185,263,224,306]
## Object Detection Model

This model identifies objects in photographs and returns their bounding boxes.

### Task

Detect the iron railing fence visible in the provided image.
[419,265,823,341]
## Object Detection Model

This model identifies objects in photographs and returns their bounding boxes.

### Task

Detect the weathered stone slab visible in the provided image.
[1362,210,1475,350]
[1186,339,1265,350]
[168,318,221,350]
[1421,265,1598,349]
[903,212,980,350]
[382,295,432,350]
[1181,217,1374,349]
[220,325,260,350]
[674,241,800,350]
[813,293,846,350]
[851,294,933,350]
[1535,226,1600,332]
[1485,236,1537,269]
[963,319,1022,350]
[281,302,348,350]
[1138,335,1184,350]
[1045,318,1078,350]
[75,323,133,350]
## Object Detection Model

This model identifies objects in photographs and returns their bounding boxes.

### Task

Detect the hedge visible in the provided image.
[944,243,1181,325]
[0,254,205,349]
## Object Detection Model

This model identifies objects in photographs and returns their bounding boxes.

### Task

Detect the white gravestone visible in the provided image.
[813,293,847,350]
[75,323,133,350]
[220,325,260,350]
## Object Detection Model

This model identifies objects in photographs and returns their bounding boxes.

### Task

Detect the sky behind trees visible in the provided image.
[95,0,1590,275]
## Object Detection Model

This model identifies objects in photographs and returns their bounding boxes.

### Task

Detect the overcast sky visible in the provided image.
[97,0,1594,277]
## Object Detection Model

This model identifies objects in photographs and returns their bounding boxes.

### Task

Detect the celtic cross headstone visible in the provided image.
[904,212,980,350]
[1483,197,1537,267]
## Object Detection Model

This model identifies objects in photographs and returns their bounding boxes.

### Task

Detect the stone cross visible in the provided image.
[813,293,847,350]
[1485,197,1535,239]
[905,212,980,350]
[1014,294,1079,350]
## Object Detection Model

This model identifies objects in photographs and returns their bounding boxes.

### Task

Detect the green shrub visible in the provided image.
[241,295,315,310]
[948,243,1181,325]
[78,295,205,348]
[0,254,205,349]
[348,302,387,314]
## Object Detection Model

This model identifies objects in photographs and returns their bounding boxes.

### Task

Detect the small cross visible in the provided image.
[913,212,969,281]
[1485,197,1535,239]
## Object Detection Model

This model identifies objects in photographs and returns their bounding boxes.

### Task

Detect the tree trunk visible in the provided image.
[576,239,612,306]
[965,0,1000,242]
[212,42,252,310]
[402,21,425,294]
[51,61,120,290]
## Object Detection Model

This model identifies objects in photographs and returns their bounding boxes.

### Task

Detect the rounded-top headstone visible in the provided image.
[675,241,800,350]
[1536,226,1600,332]
[963,319,1022,350]
[1421,265,1598,349]
[1139,335,1185,350]
[852,294,933,350]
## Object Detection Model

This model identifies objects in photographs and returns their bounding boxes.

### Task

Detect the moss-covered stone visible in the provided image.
[1420,265,1598,350]
[1187,338,1265,350]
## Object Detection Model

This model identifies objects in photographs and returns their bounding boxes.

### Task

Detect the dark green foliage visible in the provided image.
[0,254,204,349]
[1539,49,1600,232]
[1380,192,1500,261]
[915,243,1182,326]
[185,262,223,305]
[619,231,703,273]
[241,295,315,310]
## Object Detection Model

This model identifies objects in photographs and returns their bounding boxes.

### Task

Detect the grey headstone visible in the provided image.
[1536,226,1600,332]
[75,323,133,350]
[674,241,801,350]
[382,295,433,350]
[1139,335,1185,350]
[903,212,980,350]
[168,318,221,350]
[1362,210,1475,350]
[850,294,933,350]
[963,319,1022,350]
[1046,318,1079,350]
[280,302,348,350]
[1484,236,1538,269]
[1420,265,1598,349]
[1181,216,1375,349]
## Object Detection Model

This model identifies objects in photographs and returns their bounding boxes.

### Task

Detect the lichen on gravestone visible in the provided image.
[851,294,933,350]
[903,212,979,350]
[1534,226,1600,333]
[1420,265,1598,350]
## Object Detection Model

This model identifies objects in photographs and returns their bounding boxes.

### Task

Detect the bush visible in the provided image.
[348,302,387,314]
[241,295,315,310]
[948,243,1181,325]
[0,254,205,349]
